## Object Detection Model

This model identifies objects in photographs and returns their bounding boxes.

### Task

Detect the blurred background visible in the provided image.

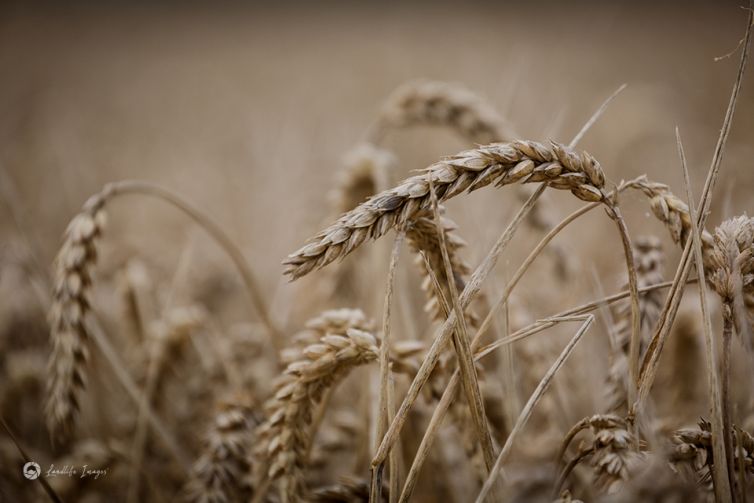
[1,1,752,287]
[1,1,753,500]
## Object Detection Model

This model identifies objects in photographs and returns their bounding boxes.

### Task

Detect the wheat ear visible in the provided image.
[284,140,607,280]
[184,393,257,503]
[370,79,515,144]
[46,191,107,441]
[255,326,380,503]
[670,419,754,486]
[634,180,715,269]
[556,414,642,495]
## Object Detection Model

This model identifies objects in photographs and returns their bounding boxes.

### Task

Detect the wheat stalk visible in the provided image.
[605,236,665,414]
[705,215,754,494]
[284,140,607,280]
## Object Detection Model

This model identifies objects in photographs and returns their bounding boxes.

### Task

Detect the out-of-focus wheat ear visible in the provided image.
[284,140,608,281]
[184,392,257,503]
[556,414,642,496]
[604,236,665,415]
[371,79,516,145]
[45,191,108,443]
[668,418,754,489]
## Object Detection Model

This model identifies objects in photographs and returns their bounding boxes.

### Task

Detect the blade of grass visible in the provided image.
[475,315,594,502]
[678,129,732,501]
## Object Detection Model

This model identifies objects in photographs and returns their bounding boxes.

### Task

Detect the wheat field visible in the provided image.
[2,2,754,502]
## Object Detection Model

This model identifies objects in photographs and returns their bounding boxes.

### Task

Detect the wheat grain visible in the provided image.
[284,140,607,280]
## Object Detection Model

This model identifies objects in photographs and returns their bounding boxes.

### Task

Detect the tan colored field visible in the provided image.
[1,2,754,502]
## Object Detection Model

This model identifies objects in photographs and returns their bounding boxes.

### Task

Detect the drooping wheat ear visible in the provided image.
[635,180,715,267]
[558,415,642,495]
[327,142,479,327]
[46,190,109,441]
[255,325,380,503]
[372,79,516,145]
[285,140,607,280]
[375,79,570,275]
[605,236,665,414]
[670,419,754,486]
[184,392,257,503]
